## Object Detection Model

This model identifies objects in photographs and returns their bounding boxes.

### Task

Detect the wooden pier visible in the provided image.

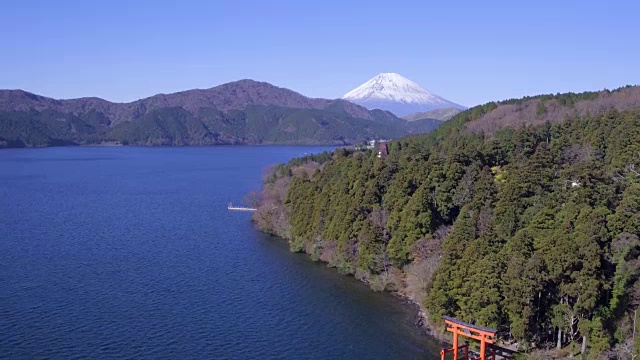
[227,203,257,211]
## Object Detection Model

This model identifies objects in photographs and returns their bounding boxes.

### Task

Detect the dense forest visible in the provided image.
[253,87,640,358]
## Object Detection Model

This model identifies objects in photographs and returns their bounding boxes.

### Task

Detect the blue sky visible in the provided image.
[1,0,639,107]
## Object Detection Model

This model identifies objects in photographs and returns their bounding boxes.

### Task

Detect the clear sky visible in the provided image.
[1,0,639,107]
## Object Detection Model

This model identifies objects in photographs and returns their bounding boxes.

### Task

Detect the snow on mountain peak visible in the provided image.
[341,73,465,117]
[342,73,445,104]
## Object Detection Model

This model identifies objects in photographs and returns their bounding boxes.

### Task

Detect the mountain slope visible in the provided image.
[403,107,462,122]
[0,80,434,148]
[404,118,444,134]
[342,73,465,116]
[0,80,375,126]
[464,85,640,134]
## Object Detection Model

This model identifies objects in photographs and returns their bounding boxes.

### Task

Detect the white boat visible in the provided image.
[227,202,257,211]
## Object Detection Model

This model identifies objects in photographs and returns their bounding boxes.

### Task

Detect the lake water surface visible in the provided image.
[0,146,440,359]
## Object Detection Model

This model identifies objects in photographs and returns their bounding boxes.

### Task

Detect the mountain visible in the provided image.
[342,73,466,117]
[404,118,444,135]
[403,107,462,122]
[0,80,442,148]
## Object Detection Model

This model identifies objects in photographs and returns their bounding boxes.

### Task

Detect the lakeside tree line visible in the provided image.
[254,92,640,358]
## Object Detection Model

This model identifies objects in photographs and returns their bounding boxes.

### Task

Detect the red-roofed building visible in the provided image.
[377,143,388,159]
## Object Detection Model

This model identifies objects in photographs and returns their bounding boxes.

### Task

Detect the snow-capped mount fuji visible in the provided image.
[342,73,466,117]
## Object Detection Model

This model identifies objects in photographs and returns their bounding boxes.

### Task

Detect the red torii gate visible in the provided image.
[441,316,497,360]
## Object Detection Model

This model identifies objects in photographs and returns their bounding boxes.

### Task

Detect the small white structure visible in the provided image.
[227,202,257,211]
[564,180,582,189]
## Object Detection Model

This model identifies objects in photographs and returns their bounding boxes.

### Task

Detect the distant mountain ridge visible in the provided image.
[403,107,462,122]
[0,80,445,148]
[342,73,466,116]
[0,80,375,125]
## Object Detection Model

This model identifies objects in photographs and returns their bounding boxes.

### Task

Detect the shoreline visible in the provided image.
[1,142,348,150]
[260,229,443,342]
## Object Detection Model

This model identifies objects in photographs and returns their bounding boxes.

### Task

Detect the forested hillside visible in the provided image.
[0,80,441,148]
[253,86,640,358]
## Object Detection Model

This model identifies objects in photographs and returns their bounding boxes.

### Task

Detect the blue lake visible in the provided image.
[0,146,440,359]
